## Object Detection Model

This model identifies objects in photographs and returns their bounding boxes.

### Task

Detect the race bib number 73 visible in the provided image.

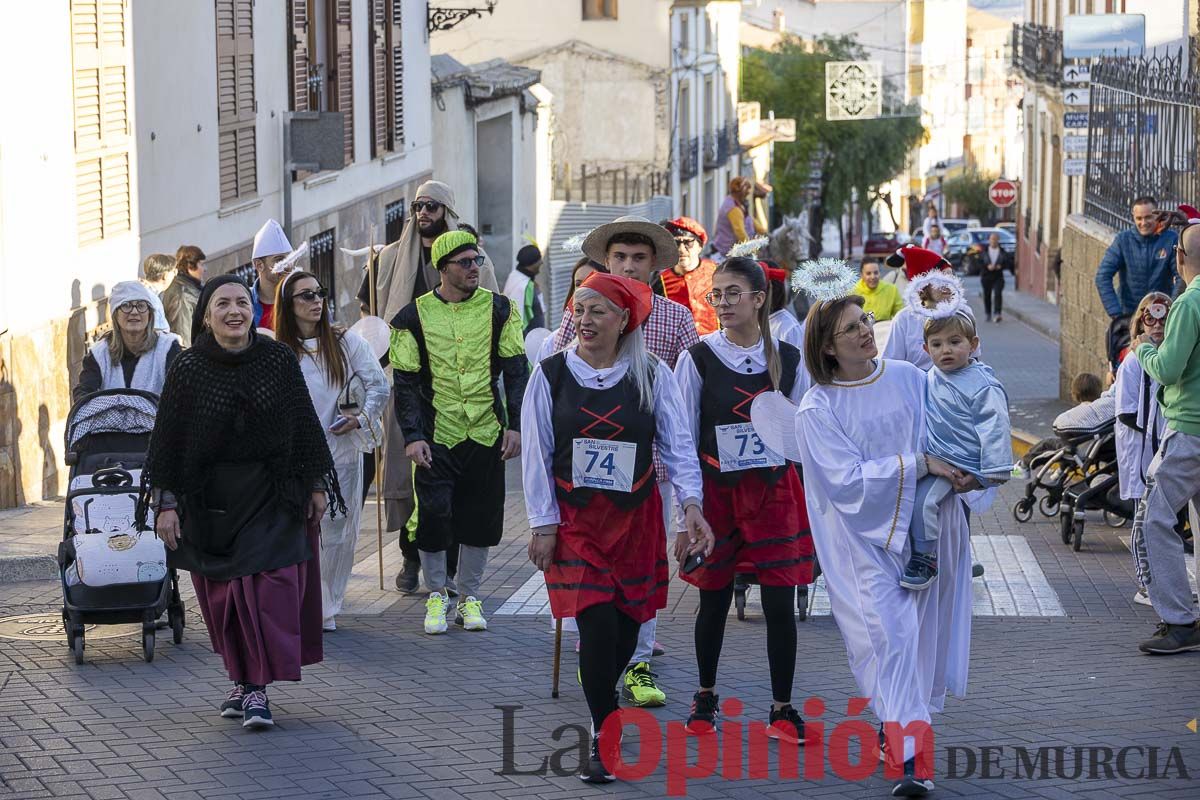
[572,438,638,492]
[716,422,784,472]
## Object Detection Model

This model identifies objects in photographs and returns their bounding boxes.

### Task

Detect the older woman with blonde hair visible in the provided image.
[74,281,181,402]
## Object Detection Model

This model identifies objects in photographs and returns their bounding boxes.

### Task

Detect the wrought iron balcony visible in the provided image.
[680,137,699,181]
[1012,23,1063,88]
[703,131,721,170]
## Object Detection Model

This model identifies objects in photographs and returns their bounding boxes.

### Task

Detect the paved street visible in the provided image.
[3,306,1199,800]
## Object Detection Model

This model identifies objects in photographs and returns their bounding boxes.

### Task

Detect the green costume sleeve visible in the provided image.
[498,301,526,358]
[389,328,420,372]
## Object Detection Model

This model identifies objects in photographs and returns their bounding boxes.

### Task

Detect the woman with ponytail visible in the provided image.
[672,256,815,741]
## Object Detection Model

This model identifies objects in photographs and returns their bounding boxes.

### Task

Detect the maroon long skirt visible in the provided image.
[190,519,324,685]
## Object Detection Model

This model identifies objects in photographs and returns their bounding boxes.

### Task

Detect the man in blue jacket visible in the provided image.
[1095,196,1179,318]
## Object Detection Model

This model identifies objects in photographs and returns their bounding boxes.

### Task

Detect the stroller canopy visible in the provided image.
[67,391,158,453]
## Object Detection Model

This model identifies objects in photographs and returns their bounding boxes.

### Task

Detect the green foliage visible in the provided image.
[944,168,1000,222]
[740,35,927,219]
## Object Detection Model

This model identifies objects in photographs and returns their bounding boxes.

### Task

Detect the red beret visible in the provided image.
[579,272,654,331]
[898,246,952,280]
[664,216,708,246]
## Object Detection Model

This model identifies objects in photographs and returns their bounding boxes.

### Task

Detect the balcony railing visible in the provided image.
[703,131,721,170]
[680,137,699,181]
[1011,22,1063,87]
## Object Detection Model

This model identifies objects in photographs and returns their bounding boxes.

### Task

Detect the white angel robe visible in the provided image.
[297,330,389,620]
[797,359,972,762]
[1113,352,1165,500]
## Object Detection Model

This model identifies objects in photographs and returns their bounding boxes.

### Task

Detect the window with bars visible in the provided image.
[290,0,354,168]
[216,0,257,205]
[309,228,337,305]
[72,0,131,246]
[582,0,617,21]
[370,0,405,158]
[385,199,405,243]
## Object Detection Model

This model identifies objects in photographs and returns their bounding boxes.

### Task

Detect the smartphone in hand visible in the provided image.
[681,552,705,574]
[329,415,355,433]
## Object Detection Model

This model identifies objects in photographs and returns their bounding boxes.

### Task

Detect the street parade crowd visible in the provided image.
[68,177,1200,797]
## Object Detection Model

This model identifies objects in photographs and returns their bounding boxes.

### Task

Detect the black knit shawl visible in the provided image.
[139,329,345,519]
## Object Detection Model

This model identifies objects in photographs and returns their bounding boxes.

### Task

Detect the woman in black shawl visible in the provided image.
[141,274,344,729]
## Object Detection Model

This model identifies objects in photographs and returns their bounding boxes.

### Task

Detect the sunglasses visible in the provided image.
[444,255,486,270]
[411,200,443,214]
[675,236,700,247]
[293,288,328,303]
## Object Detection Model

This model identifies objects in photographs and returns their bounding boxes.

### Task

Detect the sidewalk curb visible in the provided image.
[1012,429,1039,461]
[0,554,57,584]
[1004,302,1059,341]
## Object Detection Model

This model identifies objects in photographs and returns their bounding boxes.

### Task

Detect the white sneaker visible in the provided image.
[456,596,488,631]
[322,617,337,632]
[424,592,449,634]
[1133,589,1153,606]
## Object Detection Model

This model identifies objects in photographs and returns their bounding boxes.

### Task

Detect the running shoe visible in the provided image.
[242,689,274,729]
[395,558,420,594]
[219,684,245,719]
[651,640,666,657]
[622,662,666,707]
[579,734,615,784]
[891,757,934,797]
[455,596,488,631]
[1138,621,1200,654]
[766,705,805,744]
[322,617,337,632]
[424,591,449,635]
[685,691,719,734]
[900,553,938,590]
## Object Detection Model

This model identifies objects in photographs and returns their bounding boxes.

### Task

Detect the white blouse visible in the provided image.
[770,309,806,350]
[298,330,389,464]
[520,348,703,530]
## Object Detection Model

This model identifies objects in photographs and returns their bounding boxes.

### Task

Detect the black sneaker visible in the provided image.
[685,691,719,734]
[900,553,938,590]
[1138,621,1200,654]
[395,559,420,594]
[219,684,245,719]
[766,705,805,744]
[892,757,935,797]
[241,689,274,729]
[579,735,615,784]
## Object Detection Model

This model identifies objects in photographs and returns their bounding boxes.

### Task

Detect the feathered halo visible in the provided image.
[561,233,588,254]
[790,258,858,303]
[904,270,968,320]
[726,235,770,260]
[272,241,309,274]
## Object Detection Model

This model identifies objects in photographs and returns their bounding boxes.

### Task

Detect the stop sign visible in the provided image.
[989,179,1018,208]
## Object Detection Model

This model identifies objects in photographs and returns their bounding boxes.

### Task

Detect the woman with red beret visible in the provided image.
[521,272,714,784]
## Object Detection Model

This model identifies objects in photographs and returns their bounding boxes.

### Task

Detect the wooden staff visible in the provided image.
[551,617,563,699]
[368,241,385,591]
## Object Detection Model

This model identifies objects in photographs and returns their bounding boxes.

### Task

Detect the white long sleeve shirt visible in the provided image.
[520,349,703,530]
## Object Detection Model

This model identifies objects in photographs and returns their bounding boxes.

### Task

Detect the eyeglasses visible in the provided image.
[411,200,443,214]
[704,289,763,307]
[293,288,328,303]
[445,255,486,270]
[835,311,876,338]
[117,301,151,314]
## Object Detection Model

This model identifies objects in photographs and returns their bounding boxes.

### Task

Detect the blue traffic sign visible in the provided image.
[1064,112,1089,129]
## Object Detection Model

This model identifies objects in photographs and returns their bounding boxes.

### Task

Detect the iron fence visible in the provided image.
[680,136,699,181]
[1084,47,1200,232]
[703,131,721,170]
[552,162,670,203]
[1011,23,1063,87]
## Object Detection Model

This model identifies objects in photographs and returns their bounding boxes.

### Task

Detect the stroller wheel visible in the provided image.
[168,605,185,645]
[1104,510,1128,528]
[1073,520,1085,552]
[1013,498,1034,523]
[735,587,747,621]
[72,629,85,665]
[1039,495,1060,518]
[1060,510,1074,545]
[142,627,155,663]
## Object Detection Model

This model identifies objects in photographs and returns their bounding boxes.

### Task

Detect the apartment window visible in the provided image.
[71,0,131,246]
[582,0,617,21]
[385,199,405,243]
[290,0,354,168]
[216,0,257,205]
[370,0,405,157]
[310,229,337,308]
[679,12,689,53]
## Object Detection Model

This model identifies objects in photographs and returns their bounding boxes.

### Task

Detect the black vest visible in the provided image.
[543,352,656,509]
[690,338,801,486]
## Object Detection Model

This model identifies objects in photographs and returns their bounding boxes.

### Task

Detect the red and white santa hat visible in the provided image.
[1177,204,1200,224]
[886,244,953,280]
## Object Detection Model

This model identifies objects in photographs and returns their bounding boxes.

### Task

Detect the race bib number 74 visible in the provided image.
[716,422,784,472]
[572,438,638,492]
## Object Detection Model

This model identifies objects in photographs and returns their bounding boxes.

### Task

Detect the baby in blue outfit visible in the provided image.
[904,311,1014,589]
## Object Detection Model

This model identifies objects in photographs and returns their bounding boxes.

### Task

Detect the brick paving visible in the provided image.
[2,313,1200,799]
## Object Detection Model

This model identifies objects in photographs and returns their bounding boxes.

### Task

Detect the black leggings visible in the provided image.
[576,603,642,732]
[696,584,797,704]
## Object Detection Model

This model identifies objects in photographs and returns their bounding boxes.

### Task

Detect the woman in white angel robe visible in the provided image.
[796,296,973,767]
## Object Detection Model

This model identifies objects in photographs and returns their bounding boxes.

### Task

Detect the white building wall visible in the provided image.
[917,0,968,177]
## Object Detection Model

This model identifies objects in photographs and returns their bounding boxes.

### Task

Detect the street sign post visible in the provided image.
[1064,111,1089,129]
[988,179,1018,208]
[1063,134,1089,152]
[1063,159,1087,177]
[1064,88,1090,107]
[1063,64,1092,84]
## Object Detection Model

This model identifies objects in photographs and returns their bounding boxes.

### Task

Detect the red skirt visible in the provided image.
[191,518,324,685]
[682,467,814,590]
[546,488,669,624]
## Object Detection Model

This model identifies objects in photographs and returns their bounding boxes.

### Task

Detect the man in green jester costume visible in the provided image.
[389,230,530,635]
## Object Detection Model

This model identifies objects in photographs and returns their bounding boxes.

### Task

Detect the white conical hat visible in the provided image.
[252,219,292,259]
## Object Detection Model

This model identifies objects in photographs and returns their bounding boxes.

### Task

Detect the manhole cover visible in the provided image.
[0,613,138,642]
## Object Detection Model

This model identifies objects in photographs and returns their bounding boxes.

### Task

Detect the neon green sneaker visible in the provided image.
[424,592,448,635]
[455,596,488,631]
[623,662,666,707]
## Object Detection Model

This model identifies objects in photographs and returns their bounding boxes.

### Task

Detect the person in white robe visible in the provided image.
[796,294,974,796]
[275,271,389,631]
[1114,292,1171,501]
